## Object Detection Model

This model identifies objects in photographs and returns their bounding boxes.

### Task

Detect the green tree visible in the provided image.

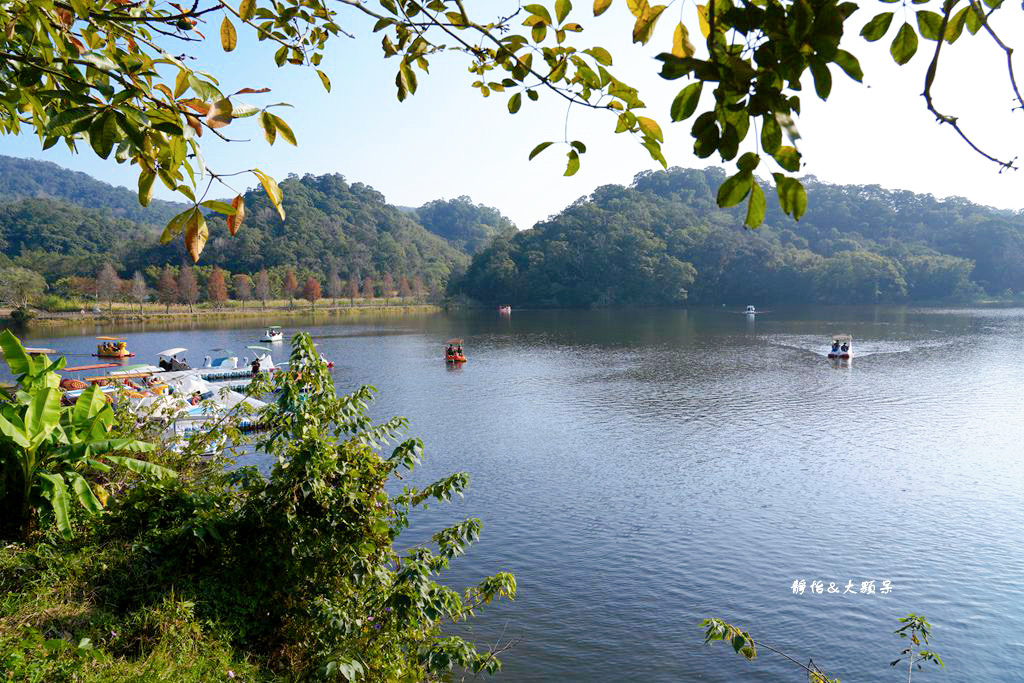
[6,0,1015,263]
[0,266,46,310]
[0,331,172,540]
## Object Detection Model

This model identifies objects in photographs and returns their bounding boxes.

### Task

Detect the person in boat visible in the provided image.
[455,345,463,357]
[190,391,202,405]
[831,341,840,353]
[840,342,849,353]
[251,358,261,375]
[159,357,172,371]
[446,344,454,357]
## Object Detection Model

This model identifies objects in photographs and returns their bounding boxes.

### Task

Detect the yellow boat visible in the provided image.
[94,336,135,358]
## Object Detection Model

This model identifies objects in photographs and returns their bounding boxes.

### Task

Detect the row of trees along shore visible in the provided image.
[0,263,432,315]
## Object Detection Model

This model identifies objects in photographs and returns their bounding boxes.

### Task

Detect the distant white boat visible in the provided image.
[828,334,853,360]
[262,326,284,342]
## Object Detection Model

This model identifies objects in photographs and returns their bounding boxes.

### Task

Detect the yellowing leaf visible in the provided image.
[239,0,256,20]
[220,16,237,51]
[673,22,695,57]
[185,209,208,263]
[259,110,277,144]
[206,98,233,129]
[632,4,666,44]
[270,113,296,145]
[697,5,710,38]
[253,168,285,220]
[637,116,663,142]
[594,0,612,15]
[227,195,246,236]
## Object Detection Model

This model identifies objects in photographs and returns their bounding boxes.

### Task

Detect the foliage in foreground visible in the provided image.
[702,614,944,681]
[0,330,171,540]
[0,333,515,680]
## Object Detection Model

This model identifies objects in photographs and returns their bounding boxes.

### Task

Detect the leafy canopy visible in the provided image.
[2,0,1019,260]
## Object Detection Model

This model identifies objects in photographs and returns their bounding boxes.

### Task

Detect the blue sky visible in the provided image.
[3,2,1022,231]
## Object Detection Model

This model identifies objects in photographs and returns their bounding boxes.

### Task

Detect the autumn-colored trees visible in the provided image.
[303,277,322,310]
[95,264,121,312]
[233,274,254,309]
[284,269,299,306]
[207,268,229,308]
[157,266,178,313]
[255,270,271,309]
[178,266,199,314]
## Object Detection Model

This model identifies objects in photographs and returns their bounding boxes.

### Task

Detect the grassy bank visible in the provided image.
[5,298,442,326]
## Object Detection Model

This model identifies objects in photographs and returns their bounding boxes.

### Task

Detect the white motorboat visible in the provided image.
[827,334,853,360]
[262,326,284,342]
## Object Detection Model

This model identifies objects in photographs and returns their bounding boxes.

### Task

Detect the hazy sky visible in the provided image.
[4,2,1023,231]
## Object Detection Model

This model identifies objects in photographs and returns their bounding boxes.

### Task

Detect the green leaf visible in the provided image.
[200,200,237,214]
[88,112,117,159]
[252,168,286,220]
[556,0,572,23]
[965,3,983,34]
[70,385,106,431]
[239,0,256,20]
[138,171,155,207]
[717,170,753,207]
[105,455,176,480]
[37,473,72,539]
[808,59,832,99]
[670,82,702,121]
[525,4,552,24]
[833,49,863,82]
[774,174,808,220]
[529,141,554,160]
[585,46,613,64]
[945,6,968,42]
[890,22,919,65]
[773,145,801,171]
[317,69,331,92]
[565,149,580,176]
[860,11,894,41]
[508,92,522,113]
[737,152,759,172]
[594,0,612,16]
[220,16,237,51]
[160,208,192,244]
[744,182,766,228]
[0,329,33,376]
[916,10,943,40]
[69,472,103,514]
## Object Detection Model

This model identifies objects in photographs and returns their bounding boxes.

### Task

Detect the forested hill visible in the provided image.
[0,165,473,292]
[457,167,1024,307]
[127,173,469,286]
[414,196,517,253]
[0,155,186,226]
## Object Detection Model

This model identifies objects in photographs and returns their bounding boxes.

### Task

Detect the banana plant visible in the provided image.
[0,330,174,540]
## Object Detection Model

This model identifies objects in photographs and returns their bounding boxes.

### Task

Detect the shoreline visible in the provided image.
[3,302,443,327]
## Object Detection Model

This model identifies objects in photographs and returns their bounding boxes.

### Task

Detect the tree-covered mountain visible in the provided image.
[0,155,186,227]
[457,167,1024,307]
[414,196,517,253]
[125,173,469,289]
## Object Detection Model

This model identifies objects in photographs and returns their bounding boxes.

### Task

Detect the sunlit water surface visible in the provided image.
[9,306,1024,681]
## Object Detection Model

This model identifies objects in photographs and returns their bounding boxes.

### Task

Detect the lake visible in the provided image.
[6,306,1024,681]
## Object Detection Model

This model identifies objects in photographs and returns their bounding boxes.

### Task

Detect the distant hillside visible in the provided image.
[457,167,1024,307]
[123,173,470,289]
[0,155,186,227]
[414,196,517,253]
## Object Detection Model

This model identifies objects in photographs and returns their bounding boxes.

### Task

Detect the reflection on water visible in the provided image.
[6,306,1024,681]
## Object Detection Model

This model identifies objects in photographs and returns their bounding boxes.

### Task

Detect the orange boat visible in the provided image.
[445,338,467,363]
[94,336,135,358]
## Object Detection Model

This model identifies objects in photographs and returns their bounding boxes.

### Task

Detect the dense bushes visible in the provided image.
[0,334,514,680]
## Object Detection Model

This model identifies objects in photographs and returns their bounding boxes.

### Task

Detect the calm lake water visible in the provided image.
[7,307,1024,681]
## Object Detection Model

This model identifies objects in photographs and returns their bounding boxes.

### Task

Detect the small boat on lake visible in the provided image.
[498,305,511,315]
[445,338,467,363]
[827,334,853,360]
[94,336,134,358]
[262,326,284,342]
